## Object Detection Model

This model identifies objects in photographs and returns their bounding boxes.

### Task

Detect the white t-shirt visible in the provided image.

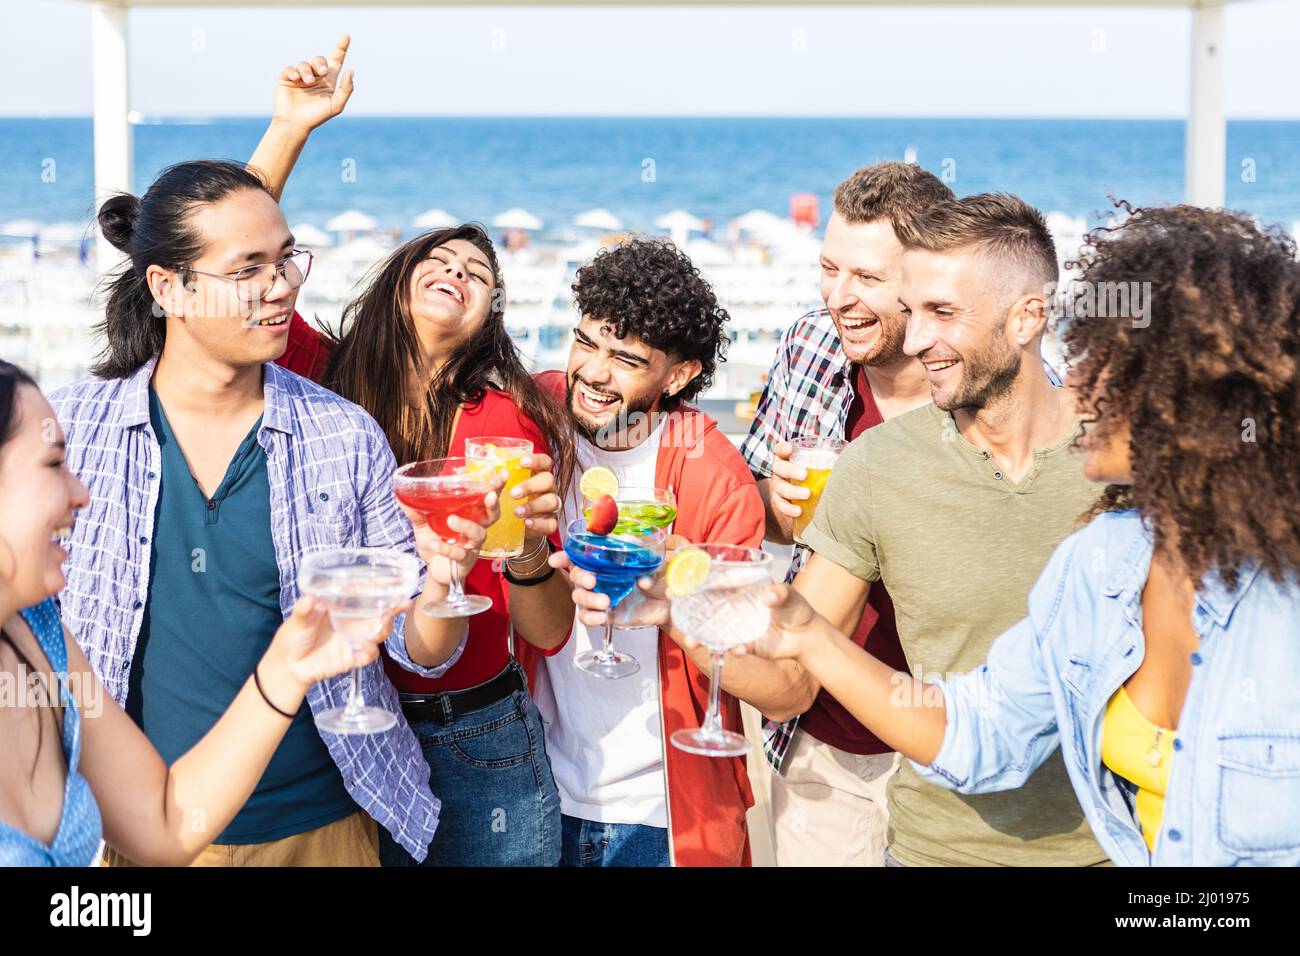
[532,419,669,827]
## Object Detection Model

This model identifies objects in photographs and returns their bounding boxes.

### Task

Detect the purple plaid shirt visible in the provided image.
[49,356,464,862]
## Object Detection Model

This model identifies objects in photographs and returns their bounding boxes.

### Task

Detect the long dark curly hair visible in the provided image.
[1063,202,1300,588]
[322,223,575,496]
[571,237,730,408]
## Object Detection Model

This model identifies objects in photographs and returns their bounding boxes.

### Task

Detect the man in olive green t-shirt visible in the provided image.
[802,402,1103,866]
[775,192,1109,866]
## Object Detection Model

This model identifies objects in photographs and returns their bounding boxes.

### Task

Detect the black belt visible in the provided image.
[397,664,525,725]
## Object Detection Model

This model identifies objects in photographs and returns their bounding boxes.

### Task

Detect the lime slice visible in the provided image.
[666,547,712,597]
[579,465,619,502]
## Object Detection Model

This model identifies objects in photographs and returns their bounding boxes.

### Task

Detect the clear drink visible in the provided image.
[299,548,420,735]
[466,437,533,559]
[667,544,774,758]
[668,565,772,653]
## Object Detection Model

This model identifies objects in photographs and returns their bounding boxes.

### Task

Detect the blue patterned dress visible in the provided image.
[0,599,103,866]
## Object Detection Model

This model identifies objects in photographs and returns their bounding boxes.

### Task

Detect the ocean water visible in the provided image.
[3,117,1299,235]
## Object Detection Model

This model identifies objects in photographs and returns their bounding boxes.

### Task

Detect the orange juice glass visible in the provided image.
[466,436,534,558]
[790,436,848,543]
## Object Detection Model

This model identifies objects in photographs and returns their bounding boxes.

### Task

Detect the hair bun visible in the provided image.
[97,192,141,252]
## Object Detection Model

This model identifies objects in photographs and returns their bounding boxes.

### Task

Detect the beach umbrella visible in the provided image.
[325,209,377,233]
[654,209,707,233]
[730,209,786,235]
[412,208,460,230]
[289,223,333,248]
[654,209,708,247]
[491,208,543,231]
[1,219,43,238]
[573,208,623,232]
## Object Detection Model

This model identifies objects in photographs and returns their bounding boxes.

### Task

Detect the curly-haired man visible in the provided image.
[520,237,767,867]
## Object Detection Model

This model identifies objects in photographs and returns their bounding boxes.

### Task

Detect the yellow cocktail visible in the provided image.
[789,437,847,543]
[466,436,534,558]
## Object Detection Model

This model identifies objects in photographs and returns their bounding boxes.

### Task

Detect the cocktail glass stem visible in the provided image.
[445,559,470,610]
[332,614,369,722]
[342,664,365,721]
[702,651,726,737]
[597,608,616,662]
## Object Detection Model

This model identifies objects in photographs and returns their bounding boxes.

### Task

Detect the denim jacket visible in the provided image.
[916,510,1300,866]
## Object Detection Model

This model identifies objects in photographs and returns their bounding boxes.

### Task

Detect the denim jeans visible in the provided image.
[560,814,670,867]
[378,665,560,867]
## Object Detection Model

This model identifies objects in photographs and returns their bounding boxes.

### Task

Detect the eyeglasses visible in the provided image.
[183,249,313,304]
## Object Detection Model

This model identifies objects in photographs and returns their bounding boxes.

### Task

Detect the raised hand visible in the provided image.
[273,34,356,132]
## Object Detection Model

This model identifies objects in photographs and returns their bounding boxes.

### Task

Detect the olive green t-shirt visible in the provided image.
[802,401,1108,867]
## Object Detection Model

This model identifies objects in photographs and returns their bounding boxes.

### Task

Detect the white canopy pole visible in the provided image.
[91,1,133,271]
[1186,1,1226,207]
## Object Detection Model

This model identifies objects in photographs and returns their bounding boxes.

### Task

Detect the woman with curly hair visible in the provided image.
[243,38,577,867]
[736,204,1300,865]
[528,237,767,867]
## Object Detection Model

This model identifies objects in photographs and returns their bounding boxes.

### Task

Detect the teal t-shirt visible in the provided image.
[126,388,356,844]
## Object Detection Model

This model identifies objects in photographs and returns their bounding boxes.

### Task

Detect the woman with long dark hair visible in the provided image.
[0,361,400,866]
[245,38,577,866]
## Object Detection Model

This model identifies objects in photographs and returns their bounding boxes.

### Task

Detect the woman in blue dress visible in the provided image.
[0,361,417,866]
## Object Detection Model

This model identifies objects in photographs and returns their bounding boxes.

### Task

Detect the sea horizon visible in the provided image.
[4,116,1299,234]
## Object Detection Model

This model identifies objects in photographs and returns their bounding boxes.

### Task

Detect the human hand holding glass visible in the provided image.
[297,547,419,735]
[394,458,502,617]
[667,545,775,757]
[785,436,847,542]
[466,437,534,558]
[561,518,666,678]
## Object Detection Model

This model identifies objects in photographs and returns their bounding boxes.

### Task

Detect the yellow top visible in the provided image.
[1100,685,1177,852]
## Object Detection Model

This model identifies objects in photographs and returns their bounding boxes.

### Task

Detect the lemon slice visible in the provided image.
[666,547,712,597]
[579,465,619,502]
[465,457,502,479]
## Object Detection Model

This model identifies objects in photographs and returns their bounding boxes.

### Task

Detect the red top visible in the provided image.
[275,314,555,693]
[385,389,553,693]
[277,311,333,381]
[798,364,912,755]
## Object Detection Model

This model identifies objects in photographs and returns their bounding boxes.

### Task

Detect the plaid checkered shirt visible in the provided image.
[739,309,856,771]
[49,356,465,862]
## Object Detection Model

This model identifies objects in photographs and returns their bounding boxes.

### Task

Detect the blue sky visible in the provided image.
[8,0,1300,118]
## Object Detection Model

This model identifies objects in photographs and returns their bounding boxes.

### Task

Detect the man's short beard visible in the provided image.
[567,376,660,447]
[937,339,1023,412]
[857,316,908,368]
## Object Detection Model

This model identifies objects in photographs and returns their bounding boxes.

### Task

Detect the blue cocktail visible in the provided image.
[564,518,666,679]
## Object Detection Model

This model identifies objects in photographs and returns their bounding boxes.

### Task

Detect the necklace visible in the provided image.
[1147,728,1166,768]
